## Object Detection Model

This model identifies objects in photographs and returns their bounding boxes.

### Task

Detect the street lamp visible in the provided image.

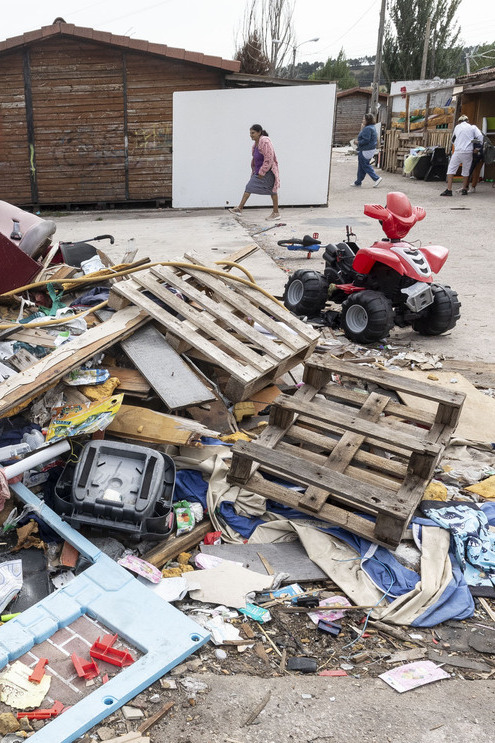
[271,38,281,76]
[291,37,319,78]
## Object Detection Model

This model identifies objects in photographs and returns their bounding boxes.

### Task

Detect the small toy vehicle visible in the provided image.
[283,191,461,344]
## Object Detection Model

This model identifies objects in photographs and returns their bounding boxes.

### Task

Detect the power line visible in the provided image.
[302,0,380,58]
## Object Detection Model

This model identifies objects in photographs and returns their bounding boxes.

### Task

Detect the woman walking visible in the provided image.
[230,124,280,220]
[351,113,382,188]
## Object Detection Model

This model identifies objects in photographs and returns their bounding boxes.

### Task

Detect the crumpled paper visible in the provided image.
[0,661,51,709]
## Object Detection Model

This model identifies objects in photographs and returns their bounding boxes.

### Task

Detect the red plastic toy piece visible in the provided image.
[29,658,48,683]
[71,652,100,680]
[17,700,65,720]
[90,634,135,667]
[102,673,109,684]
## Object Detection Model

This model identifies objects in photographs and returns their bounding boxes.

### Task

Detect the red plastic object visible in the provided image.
[203,531,222,546]
[29,657,48,683]
[319,669,348,677]
[102,673,109,684]
[71,652,100,680]
[17,700,65,720]
[90,634,135,667]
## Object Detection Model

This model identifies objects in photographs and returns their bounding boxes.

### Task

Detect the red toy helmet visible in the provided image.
[364,192,426,239]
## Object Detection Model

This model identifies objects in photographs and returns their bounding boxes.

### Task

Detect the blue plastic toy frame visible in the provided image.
[1,481,210,742]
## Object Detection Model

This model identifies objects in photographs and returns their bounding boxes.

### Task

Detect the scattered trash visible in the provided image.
[0,661,51,709]
[379,660,450,692]
[286,657,318,673]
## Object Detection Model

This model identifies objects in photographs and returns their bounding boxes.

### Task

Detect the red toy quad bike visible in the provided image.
[283,191,461,344]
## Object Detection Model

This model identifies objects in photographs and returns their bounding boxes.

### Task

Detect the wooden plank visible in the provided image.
[295,412,412,459]
[276,440,402,492]
[284,424,408,479]
[297,392,394,513]
[104,366,151,396]
[200,542,328,582]
[150,265,289,361]
[134,270,276,371]
[305,355,465,409]
[320,381,436,427]
[242,471,393,547]
[182,253,318,349]
[143,519,213,567]
[107,404,218,445]
[271,394,441,458]
[112,279,257,383]
[0,308,149,418]
[121,325,214,410]
[8,328,61,348]
[228,440,411,518]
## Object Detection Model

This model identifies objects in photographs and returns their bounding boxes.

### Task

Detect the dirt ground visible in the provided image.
[32,151,495,742]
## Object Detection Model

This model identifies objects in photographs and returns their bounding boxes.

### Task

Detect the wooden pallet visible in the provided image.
[227,354,465,548]
[110,254,320,402]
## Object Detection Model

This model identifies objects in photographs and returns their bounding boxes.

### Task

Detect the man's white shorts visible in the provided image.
[447,150,473,176]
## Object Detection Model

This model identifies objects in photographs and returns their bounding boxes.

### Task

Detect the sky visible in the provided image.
[3,0,495,67]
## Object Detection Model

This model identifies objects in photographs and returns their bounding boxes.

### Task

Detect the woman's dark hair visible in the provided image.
[364,114,375,126]
[251,124,269,136]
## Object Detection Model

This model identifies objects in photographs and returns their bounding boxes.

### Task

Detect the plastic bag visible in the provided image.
[173,501,195,535]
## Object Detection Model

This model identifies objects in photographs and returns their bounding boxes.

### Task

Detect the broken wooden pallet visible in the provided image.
[110,254,319,402]
[0,307,149,418]
[227,353,466,549]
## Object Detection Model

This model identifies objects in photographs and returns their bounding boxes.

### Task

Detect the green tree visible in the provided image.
[383,0,463,83]
[310,49,358,90]
[235,31,271,75]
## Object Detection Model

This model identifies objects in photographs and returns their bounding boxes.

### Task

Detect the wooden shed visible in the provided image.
[334,87,388,145]
[0,21,240,207]
[456,67,495,183]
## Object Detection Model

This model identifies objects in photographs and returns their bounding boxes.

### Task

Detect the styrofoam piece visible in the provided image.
[3,481,210,742]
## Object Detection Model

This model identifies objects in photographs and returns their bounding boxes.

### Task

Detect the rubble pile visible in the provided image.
[0,203,494,742]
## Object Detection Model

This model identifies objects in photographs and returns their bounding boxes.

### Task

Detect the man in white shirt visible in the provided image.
[441,114,485,196]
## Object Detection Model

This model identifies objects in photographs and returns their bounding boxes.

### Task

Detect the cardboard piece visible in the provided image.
[396,370,495,444]
[183,563,274,608]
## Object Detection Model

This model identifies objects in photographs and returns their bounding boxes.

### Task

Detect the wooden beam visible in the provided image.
[143,519,213,567]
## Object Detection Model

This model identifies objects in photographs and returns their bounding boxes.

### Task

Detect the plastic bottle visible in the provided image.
[0,443,30,461]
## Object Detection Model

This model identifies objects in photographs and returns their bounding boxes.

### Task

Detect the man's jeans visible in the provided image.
[355,151,379,185]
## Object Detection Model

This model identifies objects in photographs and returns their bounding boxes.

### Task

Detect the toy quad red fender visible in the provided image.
[283,191,461,344]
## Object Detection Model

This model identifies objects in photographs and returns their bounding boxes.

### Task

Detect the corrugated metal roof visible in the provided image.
[462,80,495,94]
[0,20,240,73]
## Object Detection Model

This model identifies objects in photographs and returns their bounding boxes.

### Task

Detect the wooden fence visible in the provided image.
[381,130,452,174]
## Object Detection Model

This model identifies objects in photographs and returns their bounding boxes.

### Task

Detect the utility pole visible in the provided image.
[420,17,431,79]
[370,0,387,117]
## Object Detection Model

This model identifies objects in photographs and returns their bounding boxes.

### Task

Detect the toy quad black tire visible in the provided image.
[341,290,394,344]
[283,270,329,316]
[412,284,461,336]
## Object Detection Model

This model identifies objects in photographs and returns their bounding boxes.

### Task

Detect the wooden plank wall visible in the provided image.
[126,53,222,201]
[0,38,224,206]
[334,95,369,145]
[30,38,126,204]
[0,51,32,204]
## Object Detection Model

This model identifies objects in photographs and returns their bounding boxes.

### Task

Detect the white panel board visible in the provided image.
[172,85,336,208]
